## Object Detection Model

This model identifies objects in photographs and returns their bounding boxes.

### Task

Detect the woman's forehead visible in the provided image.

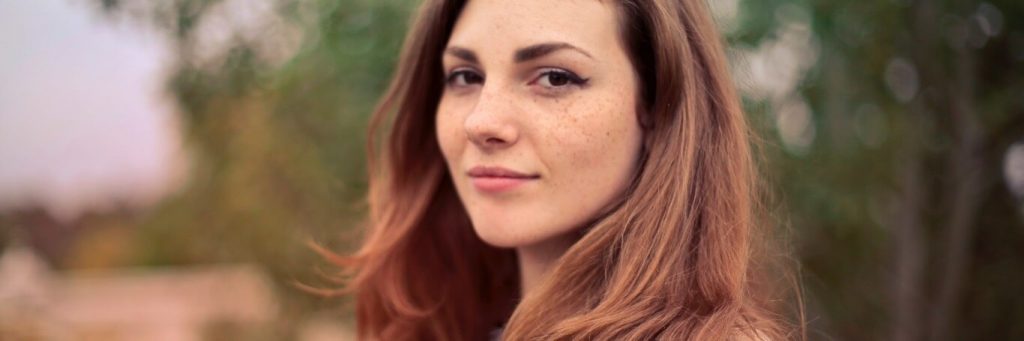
[446,0,623,61]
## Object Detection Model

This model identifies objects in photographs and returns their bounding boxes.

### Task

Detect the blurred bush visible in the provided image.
[81,0,417,336]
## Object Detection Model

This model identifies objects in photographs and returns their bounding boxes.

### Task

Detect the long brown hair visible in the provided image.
[338,0,794,339]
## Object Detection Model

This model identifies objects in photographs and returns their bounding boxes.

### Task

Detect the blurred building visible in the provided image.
[0,245,278,340]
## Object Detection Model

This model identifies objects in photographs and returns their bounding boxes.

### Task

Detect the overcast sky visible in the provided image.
[0,0,183,222]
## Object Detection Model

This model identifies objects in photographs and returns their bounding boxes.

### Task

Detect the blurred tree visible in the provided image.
[726,0,1024,339]
[90,0,415,336]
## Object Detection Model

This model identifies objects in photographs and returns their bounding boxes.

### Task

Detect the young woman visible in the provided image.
[337,0,794,339]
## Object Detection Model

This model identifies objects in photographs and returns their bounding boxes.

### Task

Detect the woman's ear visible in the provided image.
[635,93,652,125]
[636,102,654,152]
[638,111,653,131]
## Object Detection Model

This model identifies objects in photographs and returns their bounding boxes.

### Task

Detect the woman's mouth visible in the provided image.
[467,166,540,193]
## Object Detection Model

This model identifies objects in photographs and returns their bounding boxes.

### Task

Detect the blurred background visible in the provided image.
[0,0,1021,340]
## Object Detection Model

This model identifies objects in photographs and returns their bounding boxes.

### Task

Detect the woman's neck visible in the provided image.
[515,232,579,296]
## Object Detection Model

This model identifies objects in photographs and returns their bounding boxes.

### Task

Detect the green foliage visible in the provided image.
[731,0,1024,339]
[92,0,416,335]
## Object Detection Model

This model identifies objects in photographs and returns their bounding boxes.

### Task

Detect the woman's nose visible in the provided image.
[463,88,519,150]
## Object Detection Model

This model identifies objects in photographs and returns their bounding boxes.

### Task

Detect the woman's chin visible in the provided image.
[468,217,543,249]
[471,223,531,249]
[469,217,581,251]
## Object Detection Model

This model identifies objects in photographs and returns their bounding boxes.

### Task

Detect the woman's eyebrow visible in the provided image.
[444,42,594,65]
[444,46,479,64]
[514,42,593,63]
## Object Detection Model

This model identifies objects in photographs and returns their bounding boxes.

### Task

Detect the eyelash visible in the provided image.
[445,68,484,87]
[444,68,589,92]
[531,68,590,89]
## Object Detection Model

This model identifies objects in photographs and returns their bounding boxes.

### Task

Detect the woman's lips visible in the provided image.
[467,166,540,193]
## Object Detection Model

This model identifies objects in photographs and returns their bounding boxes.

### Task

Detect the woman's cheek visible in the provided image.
[435,102,462,163]
[560,104,641,197]
[559,108,631,169]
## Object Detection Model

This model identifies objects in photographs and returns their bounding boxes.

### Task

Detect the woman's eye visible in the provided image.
[533,69,588,89]
[446,69,484,87]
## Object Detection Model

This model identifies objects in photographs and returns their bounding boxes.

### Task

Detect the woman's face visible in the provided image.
[436,0,643,248]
